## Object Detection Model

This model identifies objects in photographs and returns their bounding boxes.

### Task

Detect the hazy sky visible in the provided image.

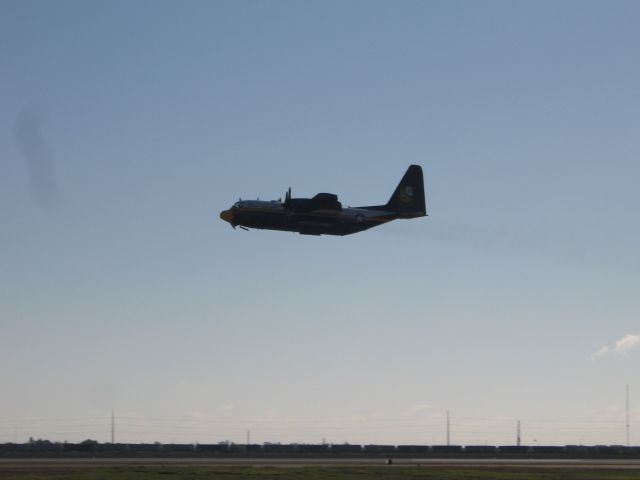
[1,0,640,446]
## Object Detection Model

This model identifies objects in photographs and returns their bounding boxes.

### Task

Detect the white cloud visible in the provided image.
[592,334,640,359]
[591,345,610,359]
[180,411,207,421]
[614,334,640,354]
[403,404,431,415]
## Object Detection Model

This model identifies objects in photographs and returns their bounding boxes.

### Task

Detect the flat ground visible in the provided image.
[3,460,640,480]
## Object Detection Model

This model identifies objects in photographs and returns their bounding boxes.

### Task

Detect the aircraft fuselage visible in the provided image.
[219,164,427,236]
[220,200,401,236]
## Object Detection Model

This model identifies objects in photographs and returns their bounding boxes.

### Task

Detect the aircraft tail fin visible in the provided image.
[385,164,426,217]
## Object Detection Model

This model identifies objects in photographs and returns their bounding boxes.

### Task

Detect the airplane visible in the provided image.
[219,164,427,236]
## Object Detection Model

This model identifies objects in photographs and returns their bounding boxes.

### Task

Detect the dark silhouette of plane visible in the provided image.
[220,165,427,236]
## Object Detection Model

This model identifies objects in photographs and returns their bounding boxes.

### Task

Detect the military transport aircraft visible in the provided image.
[219,164,427,236]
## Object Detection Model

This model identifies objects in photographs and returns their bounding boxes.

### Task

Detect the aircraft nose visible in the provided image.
[220,209,234,225]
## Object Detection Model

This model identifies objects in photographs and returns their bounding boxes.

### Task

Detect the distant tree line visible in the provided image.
[1,439,639,458]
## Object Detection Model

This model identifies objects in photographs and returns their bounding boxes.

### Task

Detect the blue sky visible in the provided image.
[1,0,639,445]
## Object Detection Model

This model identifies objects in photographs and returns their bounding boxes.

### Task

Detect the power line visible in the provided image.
[1,410,635,446]
[626,385,630,447]
[446,411,450,446]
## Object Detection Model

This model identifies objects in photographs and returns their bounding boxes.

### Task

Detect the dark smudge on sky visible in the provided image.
[13,105,60,209]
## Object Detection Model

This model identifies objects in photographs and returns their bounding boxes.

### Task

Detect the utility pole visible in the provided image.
[246,429,250,445]
[111,411,115,444]
[446,411,450,446]
[517,420,521,447]
[626,385,630,447]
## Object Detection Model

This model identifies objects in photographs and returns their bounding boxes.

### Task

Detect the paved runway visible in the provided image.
[2,457,640,469]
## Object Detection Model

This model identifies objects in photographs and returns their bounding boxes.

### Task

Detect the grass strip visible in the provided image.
[2,466,640,480]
